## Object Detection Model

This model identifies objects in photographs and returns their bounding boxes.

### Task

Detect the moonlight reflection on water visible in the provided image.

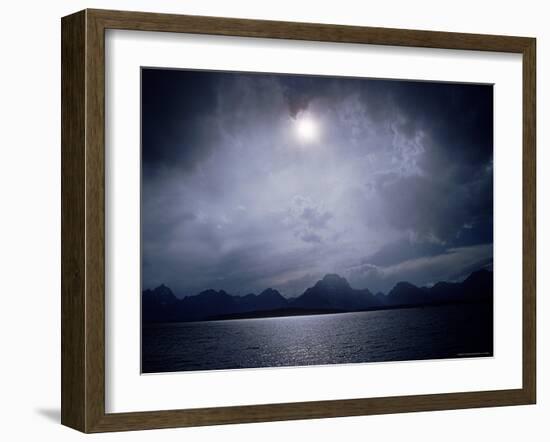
[142,303,493,373]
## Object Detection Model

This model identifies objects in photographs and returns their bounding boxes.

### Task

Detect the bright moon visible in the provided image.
[295,115,319,143]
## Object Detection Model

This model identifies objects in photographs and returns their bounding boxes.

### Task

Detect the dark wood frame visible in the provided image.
[61,8,536,433]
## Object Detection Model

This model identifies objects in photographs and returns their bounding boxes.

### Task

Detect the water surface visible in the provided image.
[142,303,493,373]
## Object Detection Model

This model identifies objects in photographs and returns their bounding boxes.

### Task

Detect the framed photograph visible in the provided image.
[61,9,536,433]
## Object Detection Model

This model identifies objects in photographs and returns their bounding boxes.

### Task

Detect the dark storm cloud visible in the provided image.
[141,68,493,296]
[142,69,215,173]
[365,237,449,268]
[374,169,493,246]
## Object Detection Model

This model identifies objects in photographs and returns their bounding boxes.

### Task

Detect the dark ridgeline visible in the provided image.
[142,269,493,323]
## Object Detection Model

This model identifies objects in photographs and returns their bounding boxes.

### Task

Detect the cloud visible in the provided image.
[141,69,493,296]
[347,244,493,293]
[282,195,333,244]
[364,236,449,267]
[298,231,323,244]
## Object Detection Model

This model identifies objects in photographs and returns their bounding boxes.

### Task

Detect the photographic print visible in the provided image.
[141,68,494,374]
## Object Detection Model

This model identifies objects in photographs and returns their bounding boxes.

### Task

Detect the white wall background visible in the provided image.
[0,0,546,440]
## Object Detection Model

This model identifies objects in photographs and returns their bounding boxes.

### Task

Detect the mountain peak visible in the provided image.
[142,269,493,323]
[259,288,284,299]
[386,281,426,305]
[292,273,375,310]
[196,288,232,299]
[152,283,175,296]
[143,284,178,307]
[322,273,346,282]
[317,274,351,290]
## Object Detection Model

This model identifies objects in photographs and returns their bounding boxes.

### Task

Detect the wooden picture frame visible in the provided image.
[61,8,536,433]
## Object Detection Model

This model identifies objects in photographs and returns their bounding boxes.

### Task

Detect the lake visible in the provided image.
[141,303,493,373]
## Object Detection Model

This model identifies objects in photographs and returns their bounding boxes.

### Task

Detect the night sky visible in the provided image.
[141,68,493,297]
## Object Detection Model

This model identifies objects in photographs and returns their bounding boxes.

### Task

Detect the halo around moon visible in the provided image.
[294,114,319,143]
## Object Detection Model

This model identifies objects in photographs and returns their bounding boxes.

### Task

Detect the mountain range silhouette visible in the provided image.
[142,269,493,323]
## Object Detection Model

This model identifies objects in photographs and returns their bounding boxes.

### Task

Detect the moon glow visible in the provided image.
[295,114,319,143]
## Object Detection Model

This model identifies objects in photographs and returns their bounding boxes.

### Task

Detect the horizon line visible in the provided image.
[144,268,493,300]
